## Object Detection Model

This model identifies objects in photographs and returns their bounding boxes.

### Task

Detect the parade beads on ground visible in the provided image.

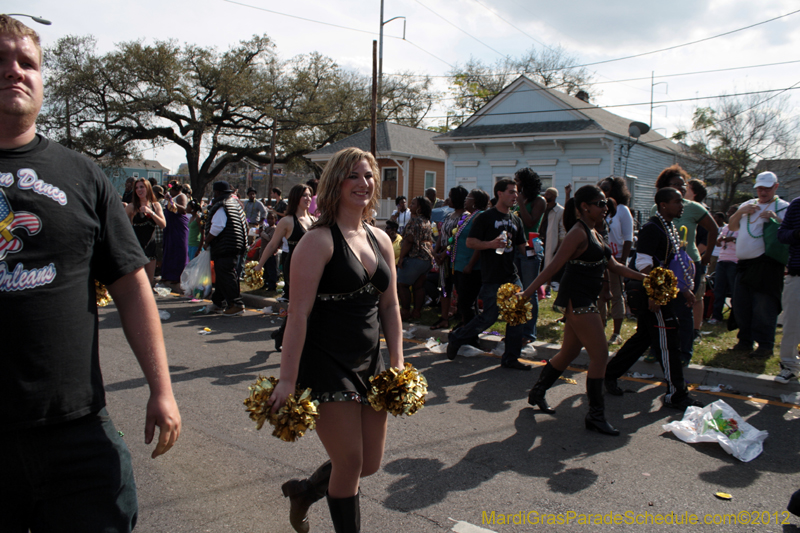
[95,281,112,307]
[368,363,428,416]
[642,267,679,306]
[243,376,319,442]
[242,261,264,291]
[496,283,533,326]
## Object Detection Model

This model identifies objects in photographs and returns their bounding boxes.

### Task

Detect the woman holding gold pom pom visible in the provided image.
[267,147,403,532]
[518,185,644,435]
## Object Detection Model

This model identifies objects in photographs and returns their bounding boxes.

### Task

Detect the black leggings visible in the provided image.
[454,269,482,325]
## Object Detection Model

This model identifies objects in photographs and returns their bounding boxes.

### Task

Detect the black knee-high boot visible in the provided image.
[585,378,620,436]
[281,461,332,533]
[327,491,360,533]
[527,361,563,413]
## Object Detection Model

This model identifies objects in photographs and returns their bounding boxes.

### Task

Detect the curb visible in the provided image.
[239,292,800,403]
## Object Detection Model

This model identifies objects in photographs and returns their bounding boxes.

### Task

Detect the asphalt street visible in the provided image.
[98,296,800,532]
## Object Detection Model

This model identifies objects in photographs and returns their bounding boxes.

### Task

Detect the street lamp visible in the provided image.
[378,0,405,113]
[5,13,52,25]
[622,121,650,179]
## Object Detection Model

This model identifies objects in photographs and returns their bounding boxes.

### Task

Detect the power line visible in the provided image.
[410,0,509,59]
[385,58,800,80]
[639,79,800,149]
[222,0,454,68]
[469,0,551,50]
[261,86,800,128]
[570,8,800,69]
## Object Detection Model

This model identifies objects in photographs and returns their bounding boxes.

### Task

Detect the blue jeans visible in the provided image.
[449,281,524,365]
[514,250,541,341]
[0,408,138,532]
[712,260,736,321]
[188,245,200,260]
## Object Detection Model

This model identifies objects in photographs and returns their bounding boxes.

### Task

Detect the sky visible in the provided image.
[14,0,800,173]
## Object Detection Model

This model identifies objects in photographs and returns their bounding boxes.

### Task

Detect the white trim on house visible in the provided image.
[569,158,602,165]
[455,176,478,190]
[454,161,480,167]
[527,159,558,166]
[489,160,517,167]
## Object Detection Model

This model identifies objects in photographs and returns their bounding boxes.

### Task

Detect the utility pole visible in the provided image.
[268,119,277,198]
[371,41,378,157]
[378,1,405,114]
[650,71,668,127]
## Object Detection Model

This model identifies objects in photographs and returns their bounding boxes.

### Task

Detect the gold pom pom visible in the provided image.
[242,261,264,291]
[368,363,428,416]
[643,267,679,306]
[95,280,112,307]
[496,283,532,326]
[243,376,320,442]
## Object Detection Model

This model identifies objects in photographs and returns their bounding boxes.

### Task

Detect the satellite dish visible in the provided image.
[628,121,651,138]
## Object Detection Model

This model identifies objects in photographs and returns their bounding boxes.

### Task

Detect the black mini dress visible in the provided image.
[554,219,611,315]
[296,223,391,404]
[132,211,157,260]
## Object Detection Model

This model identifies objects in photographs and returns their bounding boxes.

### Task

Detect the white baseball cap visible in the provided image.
[753,171,778,188]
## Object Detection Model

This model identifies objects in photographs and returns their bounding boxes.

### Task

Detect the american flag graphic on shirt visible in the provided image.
[0,188,41,260]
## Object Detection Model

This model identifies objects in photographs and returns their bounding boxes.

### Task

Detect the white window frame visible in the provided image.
[131,172,139,178]
[424,170,436,190]
[148,171,158,181]
[537,172,555,191]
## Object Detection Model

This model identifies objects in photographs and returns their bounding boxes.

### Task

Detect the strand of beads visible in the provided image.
[656,212,694,291]
[447,212,472,273]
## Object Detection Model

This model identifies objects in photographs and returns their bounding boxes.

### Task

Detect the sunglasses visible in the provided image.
[588,200,607,208]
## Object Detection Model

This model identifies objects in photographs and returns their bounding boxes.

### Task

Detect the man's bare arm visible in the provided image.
[107,267,181,458]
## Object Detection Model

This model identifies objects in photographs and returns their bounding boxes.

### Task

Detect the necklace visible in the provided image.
[449,211,475,268]
[745,197,779,239]
[656,212,694,291]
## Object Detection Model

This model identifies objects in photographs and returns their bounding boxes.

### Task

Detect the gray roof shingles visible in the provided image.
[308,122,445,161]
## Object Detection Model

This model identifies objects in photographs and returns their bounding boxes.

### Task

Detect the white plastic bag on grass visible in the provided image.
[662,399,768,462]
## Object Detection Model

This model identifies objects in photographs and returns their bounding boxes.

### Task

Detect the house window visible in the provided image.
[131,172,139,178]
[455,177,477,191]
[383,168,398,181]
[424,171,436,190]
[382,168,398,199]
[148,171,158,181]
[112,170,120,178]
[492,174,513,187]
[537,172,554,190]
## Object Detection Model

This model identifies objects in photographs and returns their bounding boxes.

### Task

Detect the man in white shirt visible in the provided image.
[727,171,789,358]
[391,196,410,233]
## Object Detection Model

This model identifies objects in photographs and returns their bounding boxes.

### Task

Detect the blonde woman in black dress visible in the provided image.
[268,148,404,532]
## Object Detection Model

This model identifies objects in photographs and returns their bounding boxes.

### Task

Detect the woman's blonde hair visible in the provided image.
[315,148,380,227]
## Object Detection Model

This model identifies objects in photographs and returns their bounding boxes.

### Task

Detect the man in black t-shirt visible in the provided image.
[604,188,703,410]
[0,17,180,531]
[271,187,288,218]
[447,179,530,370]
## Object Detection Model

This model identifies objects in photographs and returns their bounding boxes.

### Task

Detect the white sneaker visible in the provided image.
[608,333,623,345]
[775,368,799,384]
[707,318,719,325]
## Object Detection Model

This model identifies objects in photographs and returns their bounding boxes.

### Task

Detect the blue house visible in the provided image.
[432,76,683,219]
[103,158,170,195]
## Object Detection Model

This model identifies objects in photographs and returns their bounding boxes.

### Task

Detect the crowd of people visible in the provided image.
[4,15,800,533]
